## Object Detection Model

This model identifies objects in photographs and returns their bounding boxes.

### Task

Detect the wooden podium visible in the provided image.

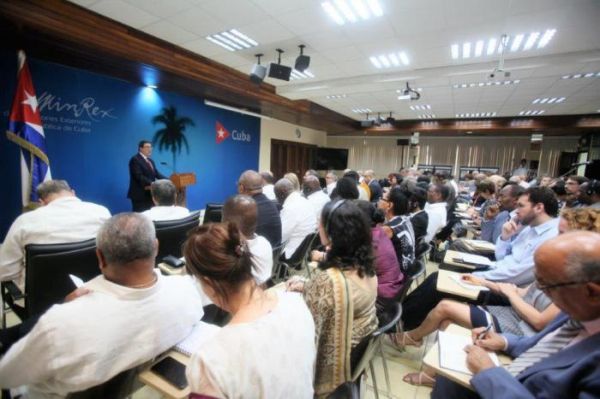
[170,173,196,207]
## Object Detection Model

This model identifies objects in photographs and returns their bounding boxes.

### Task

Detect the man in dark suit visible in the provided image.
[238,170,282,248]
[364,170,382,203]
[432,231,600,399]
[127,140,166,212]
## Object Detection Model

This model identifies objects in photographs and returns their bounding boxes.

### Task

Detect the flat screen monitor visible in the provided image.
[313,147,349,170]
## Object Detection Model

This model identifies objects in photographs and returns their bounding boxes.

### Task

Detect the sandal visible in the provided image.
[402,371,436,388]
[388,331,423,350]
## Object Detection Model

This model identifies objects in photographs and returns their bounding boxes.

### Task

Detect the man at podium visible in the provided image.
[127,140,166,211]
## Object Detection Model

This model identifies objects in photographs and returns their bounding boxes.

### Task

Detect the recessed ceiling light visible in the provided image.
[451,29,556,59]
[370,51,410,68]
[290,69,315,80]
[561,72,599,79]
[520,110,545,116]
[417,114,436,119]
[206,29,258,51]
[532,97,567,104]
[326,94,347,99]
[352,108,372,113]
[453,79,520,89]
[321,0,383,25]
[409,105,431,111]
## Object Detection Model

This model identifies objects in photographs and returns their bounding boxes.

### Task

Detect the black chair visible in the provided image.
[326,382,360,399]
[2,238,100,323]
[202,203,223,224]
[153,211,200,263]
[278,232,318,279]
[67,365,144,399]
[265,242,286,287]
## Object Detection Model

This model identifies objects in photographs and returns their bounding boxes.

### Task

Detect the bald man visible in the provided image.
[433,231,600,399]
[222,195,273,284]
[238,170,281,247]
[303,175,330,222]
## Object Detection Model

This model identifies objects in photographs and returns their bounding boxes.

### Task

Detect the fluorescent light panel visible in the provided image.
[532,97,565,104]
[451,29,556,59]
[409,105,431,111]
[417,114,436,119]
[352,108,372,113]
[519,109,545,116]
[326,94,347,99]
[290,69,315,80]
[204,100,271,119]
[452,79,520,88]
[322,0,383,25]
[456,112,497,118]
[370,51,410,68]
[206,29,258,52]
[561,72,600,79]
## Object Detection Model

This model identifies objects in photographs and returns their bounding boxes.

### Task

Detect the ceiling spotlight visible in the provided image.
[295,45,311,72]
[397,82,421,101]
[250,53,266,84]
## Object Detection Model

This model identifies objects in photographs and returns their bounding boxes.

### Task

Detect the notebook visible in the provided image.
[438,330,499,375]
[452,253,494,268]
[450,274,490,291]
[174,322,221,356]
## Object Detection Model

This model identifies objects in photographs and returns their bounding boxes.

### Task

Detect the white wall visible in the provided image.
[259,118,327,171]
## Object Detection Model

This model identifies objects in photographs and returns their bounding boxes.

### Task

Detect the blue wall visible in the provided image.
[0,53,261,238]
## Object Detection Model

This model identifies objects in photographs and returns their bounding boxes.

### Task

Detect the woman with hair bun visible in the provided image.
[183,222,316,398]
[288,200,378,397]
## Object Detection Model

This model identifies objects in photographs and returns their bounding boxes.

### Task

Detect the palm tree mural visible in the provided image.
[151,106,194,172]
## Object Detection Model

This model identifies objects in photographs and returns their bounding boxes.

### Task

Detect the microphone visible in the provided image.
[160,161,175,174]
[571,161,593,167]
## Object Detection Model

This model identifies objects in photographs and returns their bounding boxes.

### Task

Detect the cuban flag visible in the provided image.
[6,50,51,207]
[215,121,230,144]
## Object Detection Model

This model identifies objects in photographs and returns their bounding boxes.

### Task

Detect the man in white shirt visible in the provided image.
[142,179,189,221]
[325,171,338,197]
[303,175,330,223]
[275,178,317,259]
[0,213,204,398]
[259,171,276,201]
[424,183,448,242]
[0,180,111,286]
[222,195,273,284]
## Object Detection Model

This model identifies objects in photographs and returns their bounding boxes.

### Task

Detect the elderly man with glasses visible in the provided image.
[432,231,600,399]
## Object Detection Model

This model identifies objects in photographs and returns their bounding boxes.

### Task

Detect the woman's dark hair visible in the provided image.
[388,187,409,216]
[331,177,359,200]
[551,180,567,196]
[417,176,431,185]
[388,173,402,185]
[354,200,385,227]
[183,222,254,302]
[404,187,427,210]
[320,200,375,277]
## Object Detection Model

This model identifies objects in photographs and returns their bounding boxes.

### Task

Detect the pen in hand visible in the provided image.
[476,323,493,341]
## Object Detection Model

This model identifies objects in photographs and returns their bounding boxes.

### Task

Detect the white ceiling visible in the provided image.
[69,0,600,121]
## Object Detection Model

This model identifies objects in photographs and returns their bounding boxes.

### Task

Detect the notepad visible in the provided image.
[450,274,490,291]
[174,322,221,356]
[466,240,495,251]
[69,274,84,288]
[438,330,499,375]
[453,253,494,268]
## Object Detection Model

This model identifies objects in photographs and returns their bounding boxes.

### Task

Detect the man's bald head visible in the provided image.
[534,231,600,321]
[274,178,294,205]
[303,175,321,195]
[238,170,263,195]
[222,194,257,238]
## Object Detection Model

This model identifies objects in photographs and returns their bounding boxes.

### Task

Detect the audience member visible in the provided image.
[364,170,382,202]
[284,172,301,192]
[304,169,319,178]
[0,180,111,289]
[325,171,338,196]
[559,207,600,233]
[275,178,317,259]
[512,158,529,178]
[259,171,276,201]
[344,170,370,201]
[581,179,600,208]
[184,222,315,398]
[538,174,553,187]
[424,184,448,242]
[550,179,568,209]
[142,179,189,221]
[432,231,600,398]
[405,187,429,242]
[238,170,281,247]
[388,173,402,189]
[330,177,359,200]
[565,175,590,208]
[222,195,272,285]
[288,200,377,397]
[0,213,204,397]
[379,188,415,273]
[479,183,524,243]
[303,175,330,222]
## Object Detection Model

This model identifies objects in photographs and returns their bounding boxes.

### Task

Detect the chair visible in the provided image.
[278,232,318,279]
[414,241,431,284]
[67,365,144,399]
[153,211,200,263]
[350,303,402,399]
[266,242,286,286]
[326,382,360,399]
[202,203,223,224]
[2,238,100,323]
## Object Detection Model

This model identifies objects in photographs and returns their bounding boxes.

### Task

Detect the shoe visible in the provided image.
[402,371,436,387]
[388,331,423,350]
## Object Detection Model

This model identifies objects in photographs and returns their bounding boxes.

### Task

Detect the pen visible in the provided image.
[477,323,493,341]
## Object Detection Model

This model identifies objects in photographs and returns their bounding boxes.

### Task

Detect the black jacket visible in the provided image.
[127,153,166,200]
[253,193,282,247]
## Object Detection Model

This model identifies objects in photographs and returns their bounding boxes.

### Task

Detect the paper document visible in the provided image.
[69,274,84,288]
[455,253,493,267]
[174,321,221,356]
[438,330,499,375]
[450,274,489,291]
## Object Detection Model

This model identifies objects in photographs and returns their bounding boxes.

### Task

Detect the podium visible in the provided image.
[170,173,196,207]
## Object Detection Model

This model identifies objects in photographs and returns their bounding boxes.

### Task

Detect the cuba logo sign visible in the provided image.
[215,121,251,144]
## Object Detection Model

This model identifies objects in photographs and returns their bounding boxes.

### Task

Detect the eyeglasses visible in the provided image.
[534,279,598,291]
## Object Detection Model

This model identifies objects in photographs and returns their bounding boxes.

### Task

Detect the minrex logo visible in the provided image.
[215,121,251,144]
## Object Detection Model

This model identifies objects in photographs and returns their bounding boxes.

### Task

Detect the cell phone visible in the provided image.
[150,356,188,389]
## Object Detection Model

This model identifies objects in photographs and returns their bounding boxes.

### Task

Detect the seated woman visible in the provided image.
[378,187,415,273]
[288,200,378,397]
[355,200,404,322]
[183,222,316,398]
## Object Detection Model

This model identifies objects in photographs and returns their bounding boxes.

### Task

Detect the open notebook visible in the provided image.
[438,330,499,375]
[174,321,221,356]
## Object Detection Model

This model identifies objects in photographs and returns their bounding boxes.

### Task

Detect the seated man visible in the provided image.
[303,175,330,223]
[424,184,448,242]
[222,195,273,285]
[401,187,559,330]
[0,213,204,397]
[432,231,600,398]
[0,180,111,287]
[275,178,317,259]
[142,179,190,221]
[259,171,276,201]
[238,170,281,248]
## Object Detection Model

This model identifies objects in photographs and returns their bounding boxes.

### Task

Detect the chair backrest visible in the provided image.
[415,241,431,260]
[326,382,360,399]
[203,203,223,224]
[67,365,143,399]
[25,238,99,317]
[284,232,318,267]
[395,274,415,303]
[154,211,200,262]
